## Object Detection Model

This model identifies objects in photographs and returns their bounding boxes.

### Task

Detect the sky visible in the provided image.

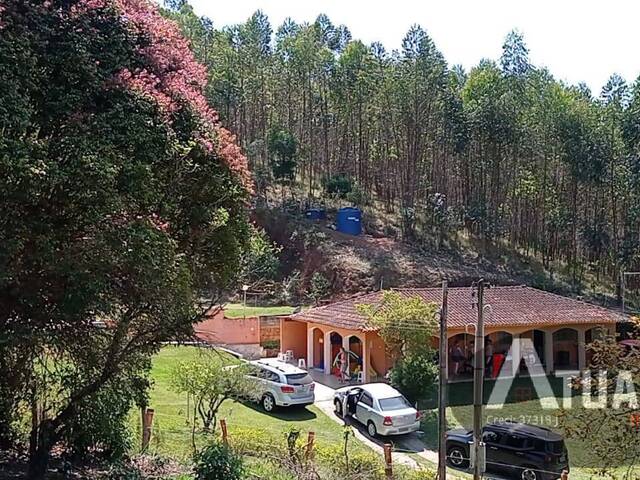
[187,0,640,94]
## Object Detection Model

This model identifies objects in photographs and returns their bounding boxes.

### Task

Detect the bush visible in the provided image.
[389,352,438,404]
[316,444,385,479]
[324,175,352,198]
[229,427,284,457]
[261,339,280,350]
[308,272,331,305]
[61,370,149,461]
[194,442,244,480]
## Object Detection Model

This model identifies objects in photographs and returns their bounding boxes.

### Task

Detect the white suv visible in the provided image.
[247,358,315,412]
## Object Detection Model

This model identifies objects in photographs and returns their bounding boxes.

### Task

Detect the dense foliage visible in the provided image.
[194,442,245,480]
[559,321,640,475]
[0,0,250,477]
[388,352,439,404]
[167,4,640,296]
[357,292,439,401]
[357,291,439,356]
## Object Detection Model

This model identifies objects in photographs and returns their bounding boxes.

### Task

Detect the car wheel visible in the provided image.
[446,445,469,469]
[521,467,539,480]
[367,421,377,438]
[334,399,343,417]
[262,394,276,412]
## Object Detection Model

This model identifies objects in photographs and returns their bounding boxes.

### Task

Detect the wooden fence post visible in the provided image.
[141,407,155,452]
[220,419,228,445]
[305,431,315,461]
[383,443,393,479]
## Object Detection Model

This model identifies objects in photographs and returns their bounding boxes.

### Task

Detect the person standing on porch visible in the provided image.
[451,341,465,376]
[485,338,494,377]
[334,347,349,383]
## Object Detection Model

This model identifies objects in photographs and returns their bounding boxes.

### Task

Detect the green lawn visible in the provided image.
[136,346,358,462]
[223,303,295,318]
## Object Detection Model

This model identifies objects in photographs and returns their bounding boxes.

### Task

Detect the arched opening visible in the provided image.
[329,332,343,376]
[519,330,546,375]
[485,331,513,379]
[347,336,363,379]
[553,328,579,371]
[312,328,324,370]
[448,333,474,379]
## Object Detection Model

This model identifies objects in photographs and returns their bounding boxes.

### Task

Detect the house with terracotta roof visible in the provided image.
[279,285,625,384]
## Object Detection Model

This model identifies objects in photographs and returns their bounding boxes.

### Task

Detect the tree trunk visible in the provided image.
[27,420,56,480]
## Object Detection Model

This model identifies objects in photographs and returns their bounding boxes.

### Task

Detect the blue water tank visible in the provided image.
[336,207,362,235]
[305,208,327,221]
[305,209,322,220]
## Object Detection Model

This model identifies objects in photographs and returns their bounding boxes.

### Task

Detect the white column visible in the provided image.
[362,337,369,383]
[544,330,554,374]
[307,327,314,370]
[342,335,351,375]
[578,328,586,371]
[324,331,332,375]
[511,334,521,377]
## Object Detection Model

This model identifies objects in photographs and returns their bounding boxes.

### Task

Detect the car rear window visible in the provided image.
[285,373,313,385]
[378,396,411,411]
[546,441,565,454]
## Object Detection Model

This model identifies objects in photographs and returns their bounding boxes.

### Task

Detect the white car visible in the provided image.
[247,358,315,412]
[333,383,420,437]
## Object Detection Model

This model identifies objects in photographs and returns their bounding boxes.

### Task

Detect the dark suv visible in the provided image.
[445,421,569,480]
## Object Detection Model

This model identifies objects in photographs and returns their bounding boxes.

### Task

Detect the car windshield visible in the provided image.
[285,373,313,385]
[378,396,411,411]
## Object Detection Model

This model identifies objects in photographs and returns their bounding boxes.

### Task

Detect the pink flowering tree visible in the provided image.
[0,0,251,477]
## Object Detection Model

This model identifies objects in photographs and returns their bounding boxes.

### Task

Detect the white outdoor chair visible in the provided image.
[285,350,294,362]
[298,358,307,370]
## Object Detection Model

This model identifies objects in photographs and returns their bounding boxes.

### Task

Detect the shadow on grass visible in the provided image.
[242,401,317,421]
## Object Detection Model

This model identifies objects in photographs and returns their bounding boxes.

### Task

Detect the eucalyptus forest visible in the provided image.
[168,2,640,294]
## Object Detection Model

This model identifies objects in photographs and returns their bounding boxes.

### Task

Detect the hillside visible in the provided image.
[254,206,611,304]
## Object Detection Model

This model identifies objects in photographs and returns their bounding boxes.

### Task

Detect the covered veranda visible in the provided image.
[446,324,612,382]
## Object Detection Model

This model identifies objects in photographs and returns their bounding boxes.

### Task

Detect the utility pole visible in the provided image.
[472,279,485,480]
[242,284,249,320]
[437,280,448,480]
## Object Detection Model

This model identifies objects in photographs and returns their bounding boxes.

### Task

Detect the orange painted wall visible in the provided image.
[195,309,260,344]
[280,318,307,359]
[367,331,390,379]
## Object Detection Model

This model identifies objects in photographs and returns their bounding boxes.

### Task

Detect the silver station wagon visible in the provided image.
[247,358,315,412]
[333,383,420,437]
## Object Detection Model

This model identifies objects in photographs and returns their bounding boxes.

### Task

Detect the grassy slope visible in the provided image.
[137,346,356,461]
[222,303,295,318]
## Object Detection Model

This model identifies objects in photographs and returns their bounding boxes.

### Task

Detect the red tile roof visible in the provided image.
[289,286,625,331]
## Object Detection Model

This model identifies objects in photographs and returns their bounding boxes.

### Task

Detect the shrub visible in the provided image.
[316,444,385,479]
[308,272,331,305]
[396,466,437,480]
[61,369,149,461]
[194,442,244,480]
[324,175,352,198]
[389,352,438,404]
[261,339,280,350]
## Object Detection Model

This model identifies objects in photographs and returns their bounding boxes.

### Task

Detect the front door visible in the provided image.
[499,433,531,475]
[355,391,374,426]
[482,429,505,473]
